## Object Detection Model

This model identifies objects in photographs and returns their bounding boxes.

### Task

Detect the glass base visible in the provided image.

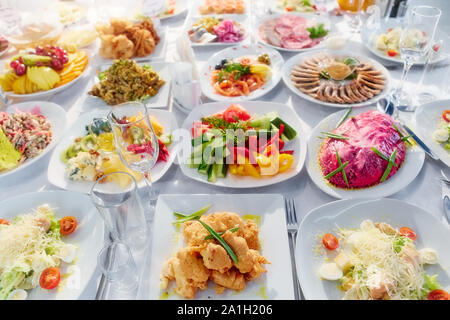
[393,90,416,112]
[415,92,437,105]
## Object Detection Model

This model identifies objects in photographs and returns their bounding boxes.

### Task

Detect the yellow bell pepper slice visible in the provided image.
[244,163,260,178]
[278,154,294,173]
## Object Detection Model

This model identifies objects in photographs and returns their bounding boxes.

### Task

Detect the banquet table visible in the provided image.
[0,0,449,300]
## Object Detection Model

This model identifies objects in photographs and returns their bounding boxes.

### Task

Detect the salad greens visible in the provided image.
[307,23,329,39]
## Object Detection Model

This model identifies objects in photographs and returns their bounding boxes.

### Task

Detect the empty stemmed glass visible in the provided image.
[393,5,441,111]
[107,102,159,216]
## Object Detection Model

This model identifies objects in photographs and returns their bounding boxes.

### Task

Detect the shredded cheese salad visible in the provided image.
[0,205,77,300]
[318,219,448,300]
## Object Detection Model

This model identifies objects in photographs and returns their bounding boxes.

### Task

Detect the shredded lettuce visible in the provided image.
[0,269,26,300]
[421,274,441,298]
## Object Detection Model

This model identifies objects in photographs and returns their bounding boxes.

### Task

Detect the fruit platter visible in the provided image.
[0,45,89,99]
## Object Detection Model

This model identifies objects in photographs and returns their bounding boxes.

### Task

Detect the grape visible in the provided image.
[51,58,63,70]
[10,60,19,69]
[15,64,26,76]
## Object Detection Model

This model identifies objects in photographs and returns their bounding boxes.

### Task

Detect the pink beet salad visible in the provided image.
[319,110,407,189]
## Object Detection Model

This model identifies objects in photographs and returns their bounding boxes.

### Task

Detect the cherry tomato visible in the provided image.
[222,104,251,123]
[322,233,339,250]
[60,216,77,235]
[387,50,398,57]
[433,43,441,52]
[39,267,60,290]
[427,289,450,300]
[442,110,450,122]
[0,219,9,225]
[240,57,251,65]
[399,227,417,241]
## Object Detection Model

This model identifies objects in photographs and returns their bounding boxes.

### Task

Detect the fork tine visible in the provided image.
[287,198,292,224]
[284,197,290,223]
[291,199,298,224]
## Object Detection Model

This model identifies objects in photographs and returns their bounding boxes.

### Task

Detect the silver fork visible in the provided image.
[285,197,304,300]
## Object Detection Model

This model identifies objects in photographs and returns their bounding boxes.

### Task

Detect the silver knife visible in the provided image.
[402,124,439,160]
[441,180,450,224]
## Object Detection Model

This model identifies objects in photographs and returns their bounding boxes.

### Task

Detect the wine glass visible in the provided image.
[393,5,441,112]
[107,101,159,216]
[338,0,371,33]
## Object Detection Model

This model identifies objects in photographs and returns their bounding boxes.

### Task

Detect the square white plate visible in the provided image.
[0,191,104,300]
[146,194,295,300]
[84,61,171,110]
[47,109,178,193]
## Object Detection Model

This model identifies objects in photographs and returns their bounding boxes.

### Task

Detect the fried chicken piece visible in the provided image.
[160,257,176,290]
[137,18,160,45]
[245,250,270,281]
[241,219,259,250]
[170,247,211,299]
[210,268,246,291]
[221,231,255,274]
[201,212,245,233]
[132,29,156,57]
[111,34,134,59]
[200,243,233,273]
[110,17,133,35]
[98,34,116,58]
[183,220,211,246]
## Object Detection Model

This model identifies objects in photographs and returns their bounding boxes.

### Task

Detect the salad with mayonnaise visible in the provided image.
[432,110,450,151]
[318,219,449,300]
[374,27,425,58]
[0,205,78,300]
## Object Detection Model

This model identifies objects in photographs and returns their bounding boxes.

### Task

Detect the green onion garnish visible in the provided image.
[324,159,349,180]
[204,227,239,240]
[380,148,397,182]
[393,123,412,146]
[319,132,349,140]
[336,108,353,129]
[198,220,238,264]
[336,151,349,187]
[172,205,211,225]
[372,147,398,167]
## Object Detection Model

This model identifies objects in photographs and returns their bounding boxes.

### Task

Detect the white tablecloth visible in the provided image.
[1,0,449,300]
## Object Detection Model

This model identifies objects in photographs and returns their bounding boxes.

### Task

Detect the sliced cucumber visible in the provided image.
[215,162,228,178]
[271,117,297,140]
[207,164,217,182]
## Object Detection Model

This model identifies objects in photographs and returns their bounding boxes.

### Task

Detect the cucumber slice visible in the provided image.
[207,164,217,182]
[271,117,297,140]
[216,163,228,178]
[198,160,210,175]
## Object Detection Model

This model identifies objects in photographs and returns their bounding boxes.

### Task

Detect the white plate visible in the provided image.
[0,101,67,179]
[191,0,249,15]
[187,14,250,47]
[94,27,168,64]
[0,190,104,300]
[361,19,447,66]
[296,198,450,300]
[200,44,284,102]
[178,101,307,188]
[5,52,90,100]
[147,194,294,300]
[85,61,171,109]
[414,99,450,167]
[271,1,318,15]
[47,109,178,193]
[282,50,392,108]
[306,108,425,199]
[256,13,331,53]
[158,0,188,20]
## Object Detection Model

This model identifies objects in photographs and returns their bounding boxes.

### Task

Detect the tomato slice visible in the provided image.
[399,227,417,241]
[442,110,450,122]
[387,50,398,57]
[39,267,60,290]
[427,289,450,300]
[60,216,77,235]
[222,104,251,123]
[0,219,9,225]
[322,233,339,250]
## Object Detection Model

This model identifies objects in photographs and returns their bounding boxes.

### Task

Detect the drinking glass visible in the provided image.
[393,5,441,111]
[107,102,159,213]
[98,241,139,295]
[338,0,373,32]
[90,171,148,248]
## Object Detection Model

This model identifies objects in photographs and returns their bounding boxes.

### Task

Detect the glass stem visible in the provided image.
[143,173,157,208]
[396,59,413,101]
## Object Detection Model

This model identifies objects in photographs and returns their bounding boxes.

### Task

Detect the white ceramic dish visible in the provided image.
[296,198,450,300]
[414,99,450,167]
[306,108,425,199]
[187,14,249,47]
[256,13,331,53]
[200,44,284,102]
[178,101,307,188]
[147,193,295,300]
[86,61,171,109]
[0,101,67,179]
[47,109,178,193]
[0,190,104,300]
[282,50,392,108]
[158,0,188,20]
[5,52,90,100]
[191,0,249,15]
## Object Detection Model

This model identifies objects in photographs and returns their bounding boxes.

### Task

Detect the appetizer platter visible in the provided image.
[0,102,66,179]
[306,108,425,199]
[86,60,171,108]
[48,109,177,194]
[94,17,168,63]
[157,0,189,20]
[200,44,283,101]
[414,99,450,167]
[186,15,249,47]
[296,198,450,300]
[195,0,247,15]
[257,13,330,52]
[273,0,319,14]
[0,46,89,99]
[361,19,447,65]
[147,194,294,299]
[282,51,391,107]
[178,101,307,188]
[0,190,104,300]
